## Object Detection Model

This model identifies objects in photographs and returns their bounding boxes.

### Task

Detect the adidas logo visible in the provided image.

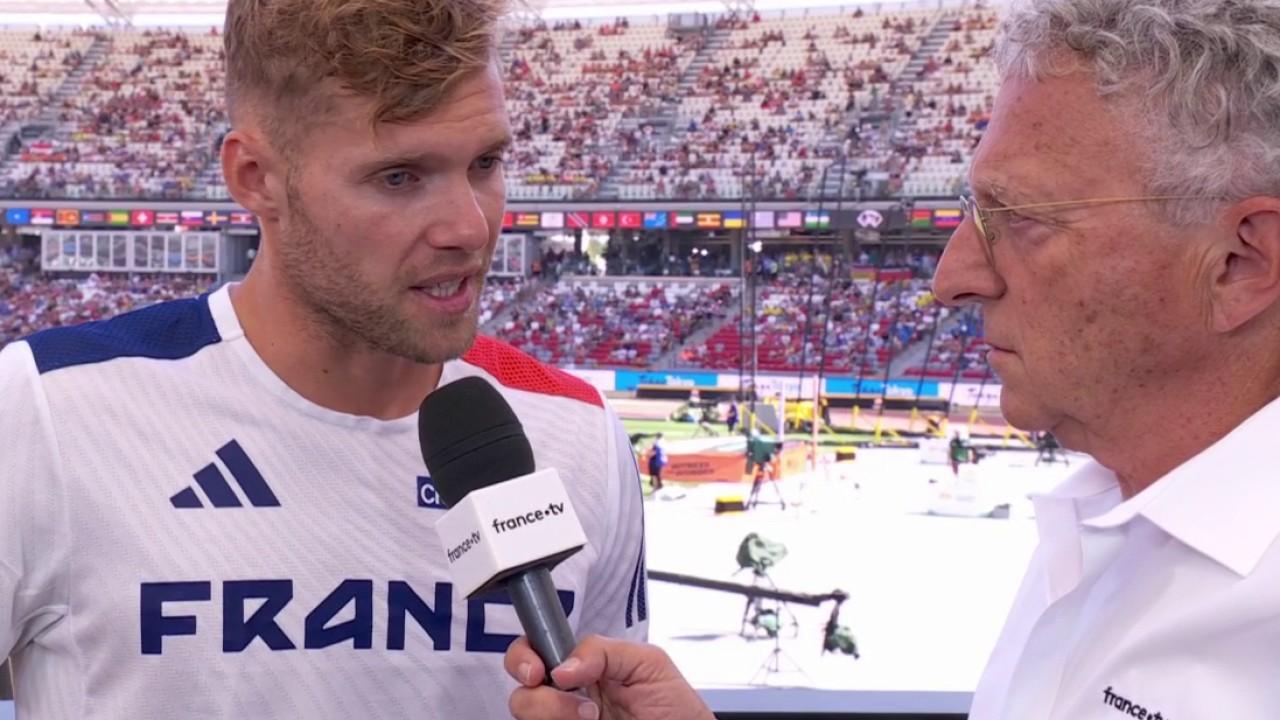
[171,440,281,509]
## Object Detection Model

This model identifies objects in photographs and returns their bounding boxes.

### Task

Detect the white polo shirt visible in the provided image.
[970,395,1280,720]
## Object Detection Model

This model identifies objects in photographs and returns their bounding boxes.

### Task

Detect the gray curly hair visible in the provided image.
[996,0,1280,224]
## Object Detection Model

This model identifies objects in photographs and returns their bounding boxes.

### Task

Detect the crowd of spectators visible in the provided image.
[0,7,1008,202]
[504,18,701,200]
[0,30,93,128]
[478,276,527,327]
[905,308,991,380]
[680,268,938,373]
[4,28,225,199]
[0,247,215,349]
[615,9,929,200]
[493,279,735,368]
[2,240,975,376]
[886,7,999,197]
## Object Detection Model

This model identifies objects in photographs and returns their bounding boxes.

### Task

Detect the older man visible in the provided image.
[503,0,1280,718]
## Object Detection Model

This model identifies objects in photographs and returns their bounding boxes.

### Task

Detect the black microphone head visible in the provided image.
[419,376,536,508]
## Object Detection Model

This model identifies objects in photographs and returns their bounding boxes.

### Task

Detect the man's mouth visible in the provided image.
[417,277,466,298]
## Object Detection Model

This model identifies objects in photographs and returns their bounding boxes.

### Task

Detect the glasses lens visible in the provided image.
[962,197,985,241]
[963,197,996,264]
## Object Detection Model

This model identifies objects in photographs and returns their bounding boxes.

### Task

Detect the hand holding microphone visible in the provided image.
[504,634,713,720]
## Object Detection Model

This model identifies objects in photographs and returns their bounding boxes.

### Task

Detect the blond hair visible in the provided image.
[224,0,507,150]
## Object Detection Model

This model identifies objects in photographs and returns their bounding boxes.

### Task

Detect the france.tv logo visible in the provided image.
[417,476,446,509]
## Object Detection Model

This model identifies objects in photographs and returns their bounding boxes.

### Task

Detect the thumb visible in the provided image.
[550,635,675,690]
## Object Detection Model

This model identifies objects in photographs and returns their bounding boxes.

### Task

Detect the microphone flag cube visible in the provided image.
[434,468,587,598]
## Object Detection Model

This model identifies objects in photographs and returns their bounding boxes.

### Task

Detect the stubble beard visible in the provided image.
[276,186,481,365]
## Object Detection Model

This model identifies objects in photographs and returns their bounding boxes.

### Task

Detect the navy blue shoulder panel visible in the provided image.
[25,293,222,375]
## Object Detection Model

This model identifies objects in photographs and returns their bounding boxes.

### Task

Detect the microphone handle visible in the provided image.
[507,566,576,685]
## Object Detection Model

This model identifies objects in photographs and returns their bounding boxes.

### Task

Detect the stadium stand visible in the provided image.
[0,7,1004,201]
[615,9,933,200]
[0,29,94,129]
[0,254,989,379]
[905,308,991,380]
[478,276,527,326]
[681,273,937,373]
[0,8,999,379]
[492,278,735,368]
[504,18,702,201]
[0,250,215,348]
[888,8,999,197]
[3,29,225,199]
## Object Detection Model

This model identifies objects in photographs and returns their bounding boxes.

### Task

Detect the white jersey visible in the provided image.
[0,285,648,719]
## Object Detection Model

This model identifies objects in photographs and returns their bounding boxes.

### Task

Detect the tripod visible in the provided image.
[749,624,808,685]
[747,460,787,510]
[735,568,800,639]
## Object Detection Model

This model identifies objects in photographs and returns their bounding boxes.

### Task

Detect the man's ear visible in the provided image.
[220,126,287,225]
[1207,198,1280,334]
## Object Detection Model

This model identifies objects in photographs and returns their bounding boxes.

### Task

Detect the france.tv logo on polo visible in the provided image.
[417,476,446,509]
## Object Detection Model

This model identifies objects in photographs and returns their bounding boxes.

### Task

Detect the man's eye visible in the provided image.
[475,155,505,171]
[382,171,415,188]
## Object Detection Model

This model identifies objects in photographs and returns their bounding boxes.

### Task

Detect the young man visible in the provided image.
[0,1,647,717]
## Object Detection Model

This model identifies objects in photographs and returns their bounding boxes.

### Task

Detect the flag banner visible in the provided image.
[933,208,962,229]
[803,211,830,229]
[776,211,803,228]
[695,212,721,229]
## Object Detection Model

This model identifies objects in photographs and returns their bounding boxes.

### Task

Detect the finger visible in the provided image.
[509,686,601,720]
[504,636,548,688]
[550,635,669,690]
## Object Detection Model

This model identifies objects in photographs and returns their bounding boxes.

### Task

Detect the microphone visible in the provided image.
[419,376,587,682]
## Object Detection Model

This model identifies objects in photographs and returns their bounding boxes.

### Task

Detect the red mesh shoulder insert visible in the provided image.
[462,335,604,409]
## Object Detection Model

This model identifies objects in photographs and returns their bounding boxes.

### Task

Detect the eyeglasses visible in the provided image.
[958,194,1217,264]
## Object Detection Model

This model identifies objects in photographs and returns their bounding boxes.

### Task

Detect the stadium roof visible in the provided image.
[0,0,887,26]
